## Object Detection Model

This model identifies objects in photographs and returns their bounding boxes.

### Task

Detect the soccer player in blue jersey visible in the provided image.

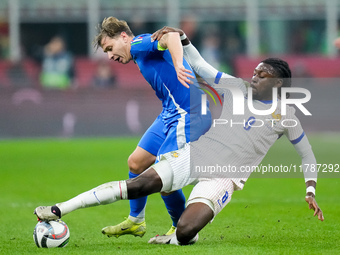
[92,17,212,237]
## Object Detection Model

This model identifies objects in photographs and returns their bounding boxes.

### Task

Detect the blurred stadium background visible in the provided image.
[1,2,340,253]
[0,0,339,138]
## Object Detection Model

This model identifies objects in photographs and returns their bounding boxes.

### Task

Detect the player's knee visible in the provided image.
[126,168,163,199]
[127,154,143,174]
[176,220,199,245]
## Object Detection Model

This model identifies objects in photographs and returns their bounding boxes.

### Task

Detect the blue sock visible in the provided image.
[161,189,186,227]
[129,171,148,218]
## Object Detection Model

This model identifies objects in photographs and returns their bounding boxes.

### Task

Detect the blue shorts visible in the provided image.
[138,112,211,162]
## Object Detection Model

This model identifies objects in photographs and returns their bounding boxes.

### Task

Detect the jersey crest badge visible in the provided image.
[271,111,282,120]
[171,152,179,158]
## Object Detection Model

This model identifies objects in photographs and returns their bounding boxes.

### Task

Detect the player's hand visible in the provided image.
[152,26,184,41]
[305,195,324,221]
[176,66,194,88]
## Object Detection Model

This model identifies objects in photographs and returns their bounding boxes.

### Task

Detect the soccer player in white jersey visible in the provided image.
[34,27,324,246]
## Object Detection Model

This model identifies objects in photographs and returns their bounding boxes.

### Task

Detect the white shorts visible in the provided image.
[153,143,237,217]
[187,178,237,217]
[153,144,196,192]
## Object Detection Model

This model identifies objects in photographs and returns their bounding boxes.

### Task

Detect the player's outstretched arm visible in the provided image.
[305,183,324,221]
[293,135,324,221]
[154,27,236,83]
[153,27,222,83]
[156,31,194,88]
[152,26,245,97]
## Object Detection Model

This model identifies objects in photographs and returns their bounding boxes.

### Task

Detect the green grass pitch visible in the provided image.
[0,134,339,254]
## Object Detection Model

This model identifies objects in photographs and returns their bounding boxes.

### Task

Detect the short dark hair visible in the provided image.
[93,17,134,49]
[261,58,292,98]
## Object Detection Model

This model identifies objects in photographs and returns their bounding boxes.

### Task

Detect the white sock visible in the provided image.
[128,213,145,224]
[169,235,179,245]
[57,181,127,216]
[170,233,199,245]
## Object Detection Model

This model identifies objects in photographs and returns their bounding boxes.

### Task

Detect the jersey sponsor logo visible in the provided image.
[217,191,229,208]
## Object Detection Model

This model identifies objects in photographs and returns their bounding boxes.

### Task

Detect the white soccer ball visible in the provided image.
[33,219,70,248]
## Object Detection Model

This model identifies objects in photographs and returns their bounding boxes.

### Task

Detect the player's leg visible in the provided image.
[149,178,236,245]
[103,117,165,237]
[102,148,192,237]
[147,202,209,245]
[127,146,156,222]
[101,147,156,238]
[176,203,213,244]
[159,190,186,235]
[34,167,163,221]
[158,111,211,234]
[156,121,188,235]
[128,116,164,221]
[128,146,156,175]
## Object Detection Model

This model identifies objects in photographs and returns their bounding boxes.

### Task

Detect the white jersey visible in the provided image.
[153,43,317,216]
[190,74,305,188]
[183,43,316,189]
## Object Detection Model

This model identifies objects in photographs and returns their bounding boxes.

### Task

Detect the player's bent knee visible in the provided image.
[176,222,198,245]
[176,202,214,244]
[127,154,144,174]
[128,152,156,175]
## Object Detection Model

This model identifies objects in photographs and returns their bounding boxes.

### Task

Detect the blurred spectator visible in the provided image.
[40,36,74,89]
[180,16,200,49]
[222,35,242,75]
[92,61,117,88]
[290,21,324,54]
[129,16,148,35]
[200,34,221,70]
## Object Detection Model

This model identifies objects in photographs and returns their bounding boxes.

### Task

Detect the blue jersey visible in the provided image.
[128,34,211,220]
[130,34,207,121]
[131,34,211,158]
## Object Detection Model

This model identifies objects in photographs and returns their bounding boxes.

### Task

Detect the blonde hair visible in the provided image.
[94,17,134,49]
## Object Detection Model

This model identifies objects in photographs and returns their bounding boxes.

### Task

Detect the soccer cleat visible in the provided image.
[101,218,146,238]
[148,233,199,245]
[148,233,175,244]
[165,226,176,236]
[34,206,60,221]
